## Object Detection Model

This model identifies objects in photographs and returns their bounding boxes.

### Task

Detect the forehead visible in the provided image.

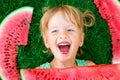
[48,11,73,28]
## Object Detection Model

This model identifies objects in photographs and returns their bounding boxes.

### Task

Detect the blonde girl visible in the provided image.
[40,5,95,68]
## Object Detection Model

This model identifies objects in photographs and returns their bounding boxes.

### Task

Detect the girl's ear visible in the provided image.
[43,35,50,48]
[80,32,84,47]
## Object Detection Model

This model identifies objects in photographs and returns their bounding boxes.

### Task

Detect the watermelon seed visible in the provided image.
[4,45,9,48]
[17,24,21,28]
[41,71,45,75]
[4,44,9,47]
[19,27,22,30]
[56,77,60,80]
[21,18,28,26]
[47,78,50,80]
[17,40,20,43]
[36,76,40,80]
[102,7,105,11]
[105,15,114,21]
[3,51,8,54]
[4,57,9,59]
[5,66,9,69]
[11,32,14,34]
[7,69,12,73]
[4,60,9,62]
[14,37,18,40]
[52,77,55,80]
[5,40,9,43]
[43,74,47,79]
[17,33,20,35]
[15,27,19,31]
[7,37,12,40]
[12,60,15,62]
[11,66,15,69]
[8,41,11,44]
[8,34,13,37]
[14,41,17,44]
[5,53,10,56]
[98,2,101,7]
[17,24,23,30]
[18,19,28,30]
[5,62,10,65]
[20,24,23,28]
[6,37,9,39]
[116,38,120,44]
[7,42,11,46]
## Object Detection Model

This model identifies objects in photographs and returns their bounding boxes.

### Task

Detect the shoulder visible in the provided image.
[85,60,96,66]
[40,62,50,68]
[76,59,95,66]
[76,59,87,66]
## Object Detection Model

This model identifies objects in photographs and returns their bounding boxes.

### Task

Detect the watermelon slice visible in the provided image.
[21,64,120,80]
[94,0,120,64]
[0,6,33,80]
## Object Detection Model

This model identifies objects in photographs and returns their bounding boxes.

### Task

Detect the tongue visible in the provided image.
[59,46,70,54]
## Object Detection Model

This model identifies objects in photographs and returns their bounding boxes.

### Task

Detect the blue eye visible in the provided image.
[67,29,74,32]
[52,30,58,33]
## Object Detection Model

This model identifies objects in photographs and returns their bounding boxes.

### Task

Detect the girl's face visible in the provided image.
[43,11,84,62]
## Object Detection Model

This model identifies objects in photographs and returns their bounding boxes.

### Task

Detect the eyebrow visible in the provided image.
[49,24,74,28]
[48,26,57,29]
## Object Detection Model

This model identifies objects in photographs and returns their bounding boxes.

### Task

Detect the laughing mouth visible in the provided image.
[57,42,71,54]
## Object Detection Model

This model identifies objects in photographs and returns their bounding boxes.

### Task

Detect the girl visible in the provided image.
[40,5,95,68]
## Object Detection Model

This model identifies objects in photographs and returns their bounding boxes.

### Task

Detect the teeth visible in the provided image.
[58,43,70,46]
[59,44,68,46]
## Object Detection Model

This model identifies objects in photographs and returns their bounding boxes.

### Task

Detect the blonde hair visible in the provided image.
[40,5,95,56]
[41,5,95,36]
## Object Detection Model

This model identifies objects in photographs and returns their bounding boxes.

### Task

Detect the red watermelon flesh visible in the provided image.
[94,0,120,64]
[21,64,120,80]
[0,6,33,80]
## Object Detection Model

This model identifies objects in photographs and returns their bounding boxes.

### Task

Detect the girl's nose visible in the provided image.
[59,31,68,39]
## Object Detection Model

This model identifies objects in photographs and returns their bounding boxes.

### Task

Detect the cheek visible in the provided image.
[72,35,82,46]
[72,34,81,41]
[47,36,56,46]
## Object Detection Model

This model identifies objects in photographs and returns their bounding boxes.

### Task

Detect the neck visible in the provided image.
[50,58,77,68]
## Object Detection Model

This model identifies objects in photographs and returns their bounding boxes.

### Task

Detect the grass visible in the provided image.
[0,0,112,69]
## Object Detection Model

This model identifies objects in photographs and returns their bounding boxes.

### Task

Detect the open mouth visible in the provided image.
[57,42,71,54]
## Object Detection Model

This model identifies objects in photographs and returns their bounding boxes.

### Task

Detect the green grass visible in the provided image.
[0,0,112,70]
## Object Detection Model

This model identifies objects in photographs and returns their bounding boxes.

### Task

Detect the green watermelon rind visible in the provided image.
[0,6,33,80]
[20,69,28,80]
[0,6,33,37]
[0,6,33,26]
[20,64,120,80]
[94,0,120,64]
